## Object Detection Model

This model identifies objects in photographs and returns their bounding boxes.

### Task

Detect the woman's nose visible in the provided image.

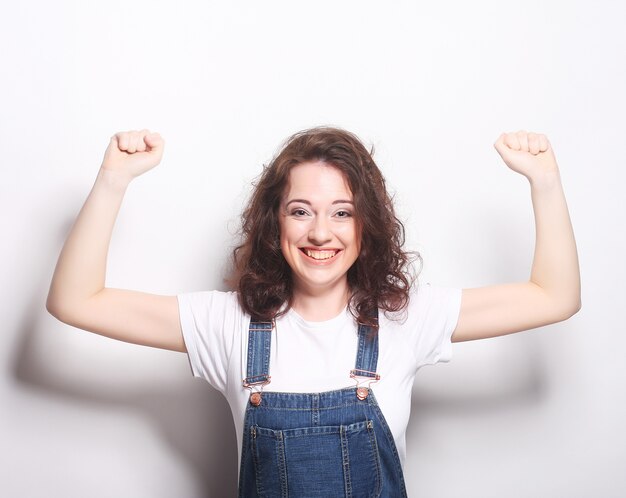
[308,216,332,244]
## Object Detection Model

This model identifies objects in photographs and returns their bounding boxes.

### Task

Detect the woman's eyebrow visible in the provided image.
[285,199,311,207]
[285,199,354,207]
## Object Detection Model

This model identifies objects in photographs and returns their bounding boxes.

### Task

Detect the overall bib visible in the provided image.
[238,313,408,498]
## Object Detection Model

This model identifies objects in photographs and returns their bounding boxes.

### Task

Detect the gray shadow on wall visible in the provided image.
[411,348,547,414]
[12,292,238,498]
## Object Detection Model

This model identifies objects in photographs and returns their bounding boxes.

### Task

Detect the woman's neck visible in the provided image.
[291,282,351,321]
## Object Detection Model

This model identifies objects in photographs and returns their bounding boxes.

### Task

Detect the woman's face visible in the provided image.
[279,161,360,296]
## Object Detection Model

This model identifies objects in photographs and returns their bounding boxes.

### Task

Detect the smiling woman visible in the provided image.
[234,127,413,327]
[46,125,580,497]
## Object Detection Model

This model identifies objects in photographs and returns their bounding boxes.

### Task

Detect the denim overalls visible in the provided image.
[238,312,408,497]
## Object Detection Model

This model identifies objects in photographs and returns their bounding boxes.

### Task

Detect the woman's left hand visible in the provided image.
[494,130,558,181]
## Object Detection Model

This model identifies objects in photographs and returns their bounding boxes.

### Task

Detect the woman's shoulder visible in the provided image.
[178,288,238,301]
[177,289,245,318]
[381,282,462,324]
[409,282,462,304]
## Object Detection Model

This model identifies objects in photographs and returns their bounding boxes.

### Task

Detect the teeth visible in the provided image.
[305,249,338,260]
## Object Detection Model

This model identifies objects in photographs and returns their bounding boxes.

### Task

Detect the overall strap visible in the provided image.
[351,309,380,380]
[243,317,273,388]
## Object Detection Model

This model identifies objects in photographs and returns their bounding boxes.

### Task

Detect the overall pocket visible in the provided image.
[251,419,382,498]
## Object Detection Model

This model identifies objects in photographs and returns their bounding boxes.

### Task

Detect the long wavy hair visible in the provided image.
[233,126,417,326]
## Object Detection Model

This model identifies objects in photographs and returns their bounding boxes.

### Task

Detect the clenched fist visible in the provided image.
[101,129,164,182]
[494,131,558,182]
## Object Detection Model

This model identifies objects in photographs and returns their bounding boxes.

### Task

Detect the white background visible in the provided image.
[1,1,625,496]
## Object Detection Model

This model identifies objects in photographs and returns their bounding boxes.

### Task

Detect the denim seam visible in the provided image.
[340,425,352,498]
[367,420,383,498]
[251,426,266,497]
[312,393,319,426]
[275,431,288,498]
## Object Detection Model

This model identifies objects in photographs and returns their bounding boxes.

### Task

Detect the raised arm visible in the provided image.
[46,130,185,352]
[452,131,581,342]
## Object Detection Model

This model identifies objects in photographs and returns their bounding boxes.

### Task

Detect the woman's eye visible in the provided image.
[291,209,308,216]
[335,210,352,218]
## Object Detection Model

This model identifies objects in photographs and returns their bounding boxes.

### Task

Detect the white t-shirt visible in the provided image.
[177,283,461,468]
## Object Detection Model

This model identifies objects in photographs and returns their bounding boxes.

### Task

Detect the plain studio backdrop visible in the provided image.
[1,1,624,497]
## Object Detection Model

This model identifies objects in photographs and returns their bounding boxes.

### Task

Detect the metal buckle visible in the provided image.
[350,369,380,400]
[243,377,271,406]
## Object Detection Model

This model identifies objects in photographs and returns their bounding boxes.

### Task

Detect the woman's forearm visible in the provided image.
[528,170,581,317]
[46,168,131,319]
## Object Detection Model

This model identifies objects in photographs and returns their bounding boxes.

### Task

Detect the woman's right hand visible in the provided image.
[101,129,164,182]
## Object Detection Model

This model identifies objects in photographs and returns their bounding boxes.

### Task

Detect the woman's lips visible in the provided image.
[299,248,342,263]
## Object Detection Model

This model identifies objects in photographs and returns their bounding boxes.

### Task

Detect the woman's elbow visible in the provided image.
[46,294,74,324]
[569,297,582,317]
[555,296,581,323]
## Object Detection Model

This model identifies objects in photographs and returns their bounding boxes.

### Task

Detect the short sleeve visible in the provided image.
[177,290,242,393]
[406,284,462,368]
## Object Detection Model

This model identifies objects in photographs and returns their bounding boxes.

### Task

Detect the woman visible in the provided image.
[47,127,580,497]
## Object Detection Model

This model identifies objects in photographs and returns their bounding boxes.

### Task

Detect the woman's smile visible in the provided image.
[299,247,341,262]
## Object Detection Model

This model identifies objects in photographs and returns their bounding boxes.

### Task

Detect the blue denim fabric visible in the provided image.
[238,314,408,498]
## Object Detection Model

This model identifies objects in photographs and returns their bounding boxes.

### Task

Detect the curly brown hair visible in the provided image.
[233,126,417,326]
